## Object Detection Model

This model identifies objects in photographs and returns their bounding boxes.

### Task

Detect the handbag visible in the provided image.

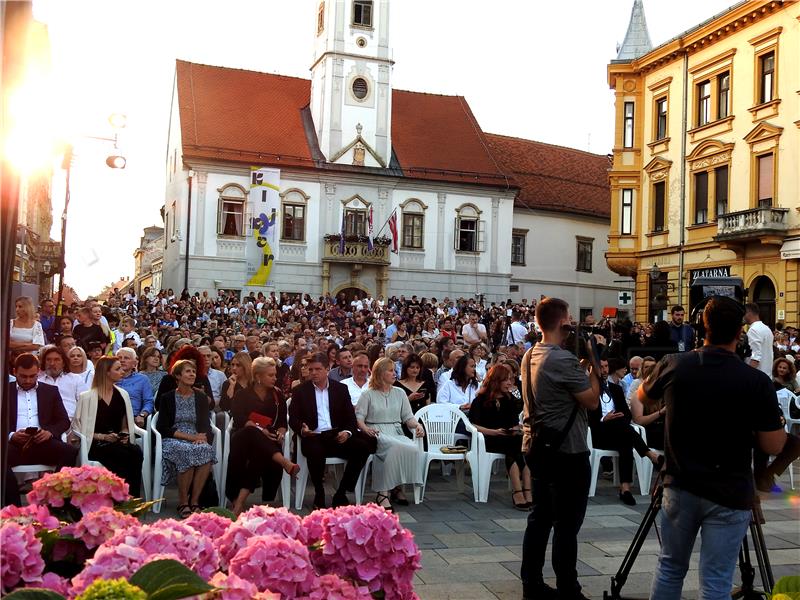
[248,412,274,429]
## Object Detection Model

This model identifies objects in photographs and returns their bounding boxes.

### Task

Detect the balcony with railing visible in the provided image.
[322,235,390,265]
[714,206,790,245]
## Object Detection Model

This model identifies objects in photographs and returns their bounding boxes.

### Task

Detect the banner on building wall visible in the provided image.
[246,167,281,287]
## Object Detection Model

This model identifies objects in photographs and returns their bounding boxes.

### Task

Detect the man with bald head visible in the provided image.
[620,356,642,399]
[115,348,153,427]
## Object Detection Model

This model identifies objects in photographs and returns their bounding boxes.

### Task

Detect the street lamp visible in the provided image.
[649,263,661,281]
[42,260,51,276]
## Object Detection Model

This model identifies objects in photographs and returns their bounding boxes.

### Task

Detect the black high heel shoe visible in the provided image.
[512,489,529,511]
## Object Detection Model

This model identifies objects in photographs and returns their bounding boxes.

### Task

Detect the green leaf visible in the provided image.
[129,559,212,600]
[2,590,66,600]
[114,498,159,516]
[772,575,800,600]
[200,506,234,520]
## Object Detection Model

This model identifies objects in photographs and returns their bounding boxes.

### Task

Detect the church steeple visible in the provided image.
[309,0,393,167]
[616,0,653,61]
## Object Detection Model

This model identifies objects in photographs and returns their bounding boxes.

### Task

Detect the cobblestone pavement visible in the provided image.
[153,465,799,599]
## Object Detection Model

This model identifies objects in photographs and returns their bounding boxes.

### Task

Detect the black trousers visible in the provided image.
[7,437,78,472]
[591,420,650,484]
[484,434,526,472]
[301,430,375,496]
[225,427,283,501]
[88,441,143,498]
[521,450,590,598]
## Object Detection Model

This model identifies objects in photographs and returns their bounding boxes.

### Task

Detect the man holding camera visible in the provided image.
[641,297,785,599]
[520,298,601,600]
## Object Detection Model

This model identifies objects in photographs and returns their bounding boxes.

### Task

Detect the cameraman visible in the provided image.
[641,296,785,599]
[520,298,601,600]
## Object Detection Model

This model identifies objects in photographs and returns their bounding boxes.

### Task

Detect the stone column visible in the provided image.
[436,192,446,270]
[377,265,389,298]
[324,182,337,235]
[193,171,208,255]
[490,197,500,273]
[322,262,330,296]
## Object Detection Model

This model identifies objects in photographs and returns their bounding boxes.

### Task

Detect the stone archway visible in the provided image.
[751,275,776,328]
[333,285,370,305]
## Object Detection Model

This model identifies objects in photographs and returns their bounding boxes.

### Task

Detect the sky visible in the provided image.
[34,0,738,298]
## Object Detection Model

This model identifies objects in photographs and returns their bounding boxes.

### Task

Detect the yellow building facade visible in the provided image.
[606,0,799,327]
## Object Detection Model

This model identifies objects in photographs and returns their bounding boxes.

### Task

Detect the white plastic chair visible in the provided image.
[219,415,292,508]
[474,430,507,503]
[776,388,799,490]
[587,427,620,497]
[630,423,663,494]
[293,434,373,510]
[72,426,151,501]
[415,404,479,503]
[150,412,222,513]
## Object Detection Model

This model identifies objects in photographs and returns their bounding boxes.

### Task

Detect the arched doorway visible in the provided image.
[751,276,776,328]
[336,286,369,305]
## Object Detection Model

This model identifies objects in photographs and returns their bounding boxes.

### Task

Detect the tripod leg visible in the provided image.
[749,514,775,594]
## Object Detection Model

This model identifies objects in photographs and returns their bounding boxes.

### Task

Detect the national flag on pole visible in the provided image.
[367,206,374,251]
[388,209,398,254]
[339,211,346,255]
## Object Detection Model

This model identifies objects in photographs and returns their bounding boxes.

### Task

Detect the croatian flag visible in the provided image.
[367,206,374,251]
[388,209,398,254]
[339,211,346,255]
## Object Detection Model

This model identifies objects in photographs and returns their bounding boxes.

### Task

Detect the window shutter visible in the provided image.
[454,217,459,250]
[477,219,486,252]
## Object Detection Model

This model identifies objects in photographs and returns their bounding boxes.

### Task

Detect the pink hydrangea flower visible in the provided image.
[72,549,178,596]
[27,465,130,513]
[305,505,421,600]
[183,511,232,540]
[204,572,281,600]
[216,508,303,570]
[0,503,60,530]
[298,573,373,600]
[62,506,139,549]
[26,572,71,597]
[104,519,218,579]
[228,535,315,598]
[0,521,45,593]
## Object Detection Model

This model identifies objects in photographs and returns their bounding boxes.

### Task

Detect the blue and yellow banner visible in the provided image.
[246,167,280,286]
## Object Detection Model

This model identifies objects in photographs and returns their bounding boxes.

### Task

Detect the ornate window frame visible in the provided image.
[687,140,734,223]
[454,203,485,253]
[217,183,247,238]
[279,187,309,242]
[643,157,672,234]
[399,198,426,250]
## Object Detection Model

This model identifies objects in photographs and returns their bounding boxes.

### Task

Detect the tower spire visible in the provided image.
[616,0,653,61]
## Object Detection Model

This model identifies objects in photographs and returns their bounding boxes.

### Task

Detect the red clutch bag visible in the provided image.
[248,412,273,428]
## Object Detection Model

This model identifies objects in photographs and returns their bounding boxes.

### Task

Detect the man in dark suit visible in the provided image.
[3,353,78,505]
[289,352,375,509]
[589,357,661,506]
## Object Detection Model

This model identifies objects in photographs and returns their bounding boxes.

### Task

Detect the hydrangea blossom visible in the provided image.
[104,519,218,579]
[298,573,373,600]
[183,511,233,540]
[305,505,421,600]
[0,521,45,593]
[74,577,147,600]
[228,535,315,598]
[27,466,130,513]
[62,506,139,549]
[216,508,303,570]
[72,549,178,596]
[205,572,281,600]
[26,572,71,597]
[0,503,60,530]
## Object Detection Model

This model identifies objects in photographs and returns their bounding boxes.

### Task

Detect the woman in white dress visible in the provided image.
[9,296,45,355]
[356,357,425,511]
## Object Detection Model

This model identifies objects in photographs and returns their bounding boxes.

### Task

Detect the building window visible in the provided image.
[697,80,711,126]
[694,171,708,224]
[344,208,367,236]
[576,238,593,273]
[282,205,305,241]
[511,231,526,265]
[317,2,325,35]
[717,72,730,119]
[621,188,633,235]
[715,165,729,217]
[756,153,774,207]
[759,51,775,104]
[353,0,372,27]
[217,184,246,237]
[402,214,423,249]
[653,181,666,232]
[623,102,634,148]
[655,97,667,141]
[454,204,484,253]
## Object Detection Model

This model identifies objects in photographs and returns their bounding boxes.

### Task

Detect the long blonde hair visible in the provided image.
[68,346,88,374]
[368,357,395,390]
[91,356,120,391]
[231,351,253,387]
[14,296,35,322]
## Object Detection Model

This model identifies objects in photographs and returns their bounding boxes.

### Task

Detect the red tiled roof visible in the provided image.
[175,60,509,187]
[485,133,611,219]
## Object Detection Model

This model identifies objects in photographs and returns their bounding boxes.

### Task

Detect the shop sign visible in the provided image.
[689,266,731,283]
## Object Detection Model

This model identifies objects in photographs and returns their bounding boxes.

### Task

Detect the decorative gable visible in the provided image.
[744,121,783,148]
[643,156,672,181]
[686,139,734,171]
[329,123,388,167]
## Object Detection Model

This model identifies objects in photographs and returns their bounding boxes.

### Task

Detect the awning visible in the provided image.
[781,238,800,260]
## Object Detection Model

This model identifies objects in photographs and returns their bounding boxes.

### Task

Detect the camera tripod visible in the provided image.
[603,473,774,600]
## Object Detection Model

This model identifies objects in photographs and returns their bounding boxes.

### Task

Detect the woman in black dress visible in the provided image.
[468,363,530,510]
[226,357,298,515]
[73,356,143,496]
[219,351,252,412]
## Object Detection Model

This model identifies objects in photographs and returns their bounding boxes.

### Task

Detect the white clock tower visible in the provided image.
[309,0,393,168]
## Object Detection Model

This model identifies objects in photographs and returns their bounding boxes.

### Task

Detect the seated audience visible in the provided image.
[630,357,663,449]
[220,351,253,412]
[340,351,371,406]
[395,353,432,413]
[115,348,153,428]
[438,354,479,411]
[38,345,83,419]
[139,346,166,398]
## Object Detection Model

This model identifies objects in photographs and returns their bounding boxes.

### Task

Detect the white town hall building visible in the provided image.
[160,0,630,313]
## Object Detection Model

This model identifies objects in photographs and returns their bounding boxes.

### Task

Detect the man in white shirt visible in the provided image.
[340,352,370,406]
[620,356,642,399]
[745,303,774,377]
[506,311,529,346]
[112,317,142,353]
[37,346,82,419]
[462,312,488,346]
